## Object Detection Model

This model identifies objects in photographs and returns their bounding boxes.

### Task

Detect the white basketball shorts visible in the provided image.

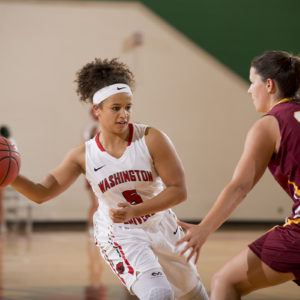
[94,210,200,297]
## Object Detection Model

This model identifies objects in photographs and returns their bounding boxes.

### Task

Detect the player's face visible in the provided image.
[248,67,271,113]
[96,93,133,134]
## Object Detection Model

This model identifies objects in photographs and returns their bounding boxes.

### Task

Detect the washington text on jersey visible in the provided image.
[98,170,153,193]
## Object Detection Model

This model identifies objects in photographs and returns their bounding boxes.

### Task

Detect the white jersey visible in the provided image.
[85,123,165,229]
[86,123,203,297]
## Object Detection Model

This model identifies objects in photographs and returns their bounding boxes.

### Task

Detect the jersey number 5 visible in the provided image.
[122,189,143,205]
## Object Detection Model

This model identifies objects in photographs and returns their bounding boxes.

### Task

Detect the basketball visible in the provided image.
[0,137,21,187]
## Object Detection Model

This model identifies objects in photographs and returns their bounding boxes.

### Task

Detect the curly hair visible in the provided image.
[75,58,135,104]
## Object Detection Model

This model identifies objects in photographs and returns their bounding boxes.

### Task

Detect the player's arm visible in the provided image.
[110,127,187,222]
[176,115,280,262]
[11,144,85,204]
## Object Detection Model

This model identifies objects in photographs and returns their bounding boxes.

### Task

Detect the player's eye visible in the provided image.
[112,106,120,111]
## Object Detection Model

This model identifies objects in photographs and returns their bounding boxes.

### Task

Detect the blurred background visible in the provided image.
[1,0,300,299]
[2,0,300,224]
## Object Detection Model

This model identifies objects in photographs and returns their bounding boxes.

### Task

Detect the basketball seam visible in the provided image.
[11,156,20,170]
[0,156,11,187]
[0,149,19,153]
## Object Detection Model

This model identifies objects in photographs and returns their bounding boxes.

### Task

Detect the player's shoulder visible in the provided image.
[69,144,86,171]
[131,122,148,136]
[131,123,171,147]
[254,114,279,132]
[66,144,85,162]
[144,126,168,140]
[144,126,173,154]
[247,115,279,146]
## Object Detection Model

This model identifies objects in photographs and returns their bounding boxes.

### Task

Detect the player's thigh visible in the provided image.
[95,225,162,292]
[211,247,295,295]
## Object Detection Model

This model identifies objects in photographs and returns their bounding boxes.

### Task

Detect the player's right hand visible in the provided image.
[175,220,208,264]
[109,202,135,223]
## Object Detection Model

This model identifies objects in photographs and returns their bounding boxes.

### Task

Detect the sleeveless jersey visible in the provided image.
[85,123,165,228]
[267,100,300,219]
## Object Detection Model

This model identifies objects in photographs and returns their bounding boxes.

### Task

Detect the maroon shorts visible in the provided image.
[248,219,300,286]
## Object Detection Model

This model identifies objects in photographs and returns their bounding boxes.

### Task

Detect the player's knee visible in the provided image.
[179,280,209,300]
[211,269,241,297]
[132,268,174,300]
[148,286,174,300]
[211,269,226,291]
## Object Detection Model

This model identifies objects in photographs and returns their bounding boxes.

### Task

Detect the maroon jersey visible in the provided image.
[267,100,300,219]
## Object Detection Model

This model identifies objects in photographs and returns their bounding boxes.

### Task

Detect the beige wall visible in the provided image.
[1,0,290,221]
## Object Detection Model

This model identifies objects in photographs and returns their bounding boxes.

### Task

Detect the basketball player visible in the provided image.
[11,58,208,300]
[176,50,300,299]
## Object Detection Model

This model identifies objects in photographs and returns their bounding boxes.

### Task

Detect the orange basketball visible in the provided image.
[0,137,21,187]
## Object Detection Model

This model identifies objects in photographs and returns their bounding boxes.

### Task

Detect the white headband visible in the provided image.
[92,83,133,105]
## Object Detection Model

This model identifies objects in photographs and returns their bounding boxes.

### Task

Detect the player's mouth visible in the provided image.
[116,121,128,127]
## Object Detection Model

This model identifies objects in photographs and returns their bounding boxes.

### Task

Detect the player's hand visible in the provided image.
[175,220,208,264]
[109,202,135,223]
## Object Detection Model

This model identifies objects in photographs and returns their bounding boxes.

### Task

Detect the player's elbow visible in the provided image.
[228,181,252,204]
[35,197,50,204]
[28,187,54,204]
[175,184,187,204]
[29,195,49,204]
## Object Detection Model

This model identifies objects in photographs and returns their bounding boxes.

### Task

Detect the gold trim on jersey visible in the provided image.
[268,98,292,112]
[283,218,300,227]
[266,218,300,233]
[288,180,300,198]
[274,97,293,106]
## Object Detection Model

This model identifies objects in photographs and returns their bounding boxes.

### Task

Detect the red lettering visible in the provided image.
[98,181,105,193]
[147,171,153,181]
[129,170,136,181]
[109,175,115,187]
[114,173,122,185]
[135,170,141,181]
[119,172,124,183]
[99,170,153,194]
[104,178,110,190]
[122,171,130,182]
[124,214,155,225]
[141,171,148,181]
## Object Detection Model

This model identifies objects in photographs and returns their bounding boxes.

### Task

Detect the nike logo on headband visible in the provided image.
[117,87,126,90]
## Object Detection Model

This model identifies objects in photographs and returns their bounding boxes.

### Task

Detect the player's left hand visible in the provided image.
[109,202,135,223]
[175,220,208,264]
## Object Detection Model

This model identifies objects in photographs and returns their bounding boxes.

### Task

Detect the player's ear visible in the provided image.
[266,78,276,94]
[92,104,101,118]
